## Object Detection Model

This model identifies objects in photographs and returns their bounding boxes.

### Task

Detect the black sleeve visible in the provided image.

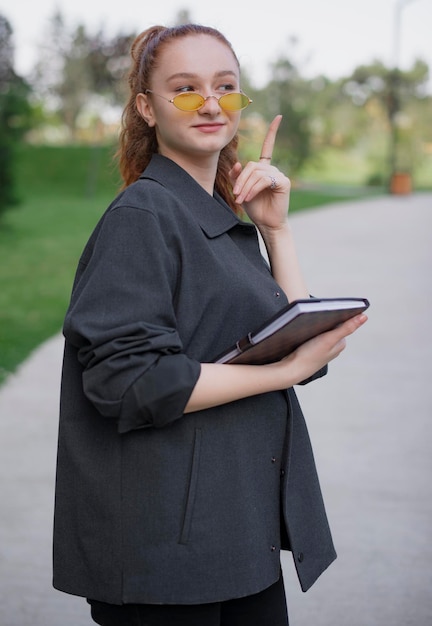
[63,205,201,433]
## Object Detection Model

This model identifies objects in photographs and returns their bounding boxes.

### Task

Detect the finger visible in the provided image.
[331,313,368,342]
[228,161,243,186]
[259,115,283,162]
[232,165,279,203]
[342,312,368,336]
[331,337,347,358]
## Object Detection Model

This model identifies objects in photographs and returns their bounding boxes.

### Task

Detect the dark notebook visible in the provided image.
[213,297,369,365]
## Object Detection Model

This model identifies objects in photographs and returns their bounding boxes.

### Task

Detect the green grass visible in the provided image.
[0,194,115,383]
[289,185,381,212]
[0,143,384,385]
[0,144,119,383]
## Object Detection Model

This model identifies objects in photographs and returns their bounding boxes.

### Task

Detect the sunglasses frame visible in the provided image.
[144,90,252,112]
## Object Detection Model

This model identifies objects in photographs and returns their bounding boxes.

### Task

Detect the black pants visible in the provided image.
[88,576,289,626]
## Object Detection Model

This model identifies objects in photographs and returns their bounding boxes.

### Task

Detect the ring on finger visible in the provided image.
[269,176,277,190]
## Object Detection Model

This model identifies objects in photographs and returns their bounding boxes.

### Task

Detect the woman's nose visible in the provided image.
[198,95,221,114]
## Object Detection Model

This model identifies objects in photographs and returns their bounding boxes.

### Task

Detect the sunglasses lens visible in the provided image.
[171,92,252,112]
[219,93,251,111]
[172,93,205,111]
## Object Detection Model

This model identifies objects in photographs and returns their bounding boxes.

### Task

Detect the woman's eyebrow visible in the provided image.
[167,70,238,81]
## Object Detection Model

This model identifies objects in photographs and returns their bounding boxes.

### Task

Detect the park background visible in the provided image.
[1,1,431,384]
[0,0,431,363]
[0,3,432,626]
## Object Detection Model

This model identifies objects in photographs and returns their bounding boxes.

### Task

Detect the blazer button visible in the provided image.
[297,552,304,563]
[271,457,276,463]
[280,469,285,477]
[275,291,281,298]
[271,545,276,552]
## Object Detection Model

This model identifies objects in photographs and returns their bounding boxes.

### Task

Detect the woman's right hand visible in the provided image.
[271,312,368,386]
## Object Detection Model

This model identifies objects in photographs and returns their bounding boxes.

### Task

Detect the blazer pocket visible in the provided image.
[179,428,202,545]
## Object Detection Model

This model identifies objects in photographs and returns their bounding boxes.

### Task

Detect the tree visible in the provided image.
[85,31,135,108]
[343,59,430,180]
[31,11,134,140]
[262,44,314,176]
[0,14,32,216]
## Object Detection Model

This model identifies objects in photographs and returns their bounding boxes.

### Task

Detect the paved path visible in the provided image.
[1,193,431,626]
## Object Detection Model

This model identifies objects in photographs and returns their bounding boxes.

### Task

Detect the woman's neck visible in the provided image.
[159,150,219,196]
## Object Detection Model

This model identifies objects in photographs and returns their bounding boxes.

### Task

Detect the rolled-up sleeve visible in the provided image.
[63,205,201,433]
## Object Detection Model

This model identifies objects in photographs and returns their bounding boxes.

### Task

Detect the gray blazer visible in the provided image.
[53,155,336,605]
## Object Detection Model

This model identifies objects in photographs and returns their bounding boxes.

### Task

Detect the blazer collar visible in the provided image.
[140,154,255,238]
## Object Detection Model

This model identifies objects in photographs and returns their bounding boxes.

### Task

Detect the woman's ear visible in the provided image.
[136,93,156,127]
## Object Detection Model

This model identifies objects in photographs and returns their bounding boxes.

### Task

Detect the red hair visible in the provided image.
[116,24,243,214]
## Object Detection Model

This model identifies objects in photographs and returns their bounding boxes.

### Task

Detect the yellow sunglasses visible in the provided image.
[144,90,252,112]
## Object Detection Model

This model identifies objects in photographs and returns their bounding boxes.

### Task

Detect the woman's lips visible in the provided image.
[193,123,224,133]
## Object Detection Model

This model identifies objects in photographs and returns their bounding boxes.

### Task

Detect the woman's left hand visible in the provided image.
[229,115,291,231]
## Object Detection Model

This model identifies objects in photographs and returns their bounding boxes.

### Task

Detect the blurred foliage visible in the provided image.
[2,8,432,191]
[343,59,430,178]
[30,10,134,140]
[0,14,33,216]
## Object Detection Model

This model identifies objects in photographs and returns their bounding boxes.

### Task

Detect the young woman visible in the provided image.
[52,24,367,626]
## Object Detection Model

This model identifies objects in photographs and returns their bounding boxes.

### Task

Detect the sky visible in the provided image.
[2,0,431,89]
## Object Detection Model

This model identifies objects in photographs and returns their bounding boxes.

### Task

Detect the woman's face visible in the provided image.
[137,34,242,168]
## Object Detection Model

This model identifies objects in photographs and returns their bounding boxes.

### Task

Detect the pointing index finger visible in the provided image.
[259,115,282,162]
